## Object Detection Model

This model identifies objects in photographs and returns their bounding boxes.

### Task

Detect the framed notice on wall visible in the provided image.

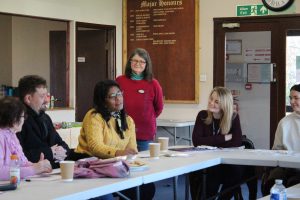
[247,63,274,83]
[122,0,199,103]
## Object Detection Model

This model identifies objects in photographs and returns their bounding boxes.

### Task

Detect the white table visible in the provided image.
[0,173,143,200]
[157,119,195,145]
[1,148,300,200]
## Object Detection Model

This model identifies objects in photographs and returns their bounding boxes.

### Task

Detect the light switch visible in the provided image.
[77,57,86,63]
[200,74,206,82]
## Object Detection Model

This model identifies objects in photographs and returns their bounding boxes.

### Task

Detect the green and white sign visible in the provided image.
[237,5,268,16]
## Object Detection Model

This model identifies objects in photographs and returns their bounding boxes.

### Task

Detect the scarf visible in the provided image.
[130,72,144,80]
[111,111,124,139]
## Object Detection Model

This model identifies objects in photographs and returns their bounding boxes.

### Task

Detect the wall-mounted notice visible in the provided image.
[123,0,199,103]
[244,48,271,63]
[247,63,273,83]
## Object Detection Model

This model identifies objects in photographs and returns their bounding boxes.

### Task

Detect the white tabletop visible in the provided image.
[1,148,300,199]
[157,119,195,127]
[137,151,221,184]
[0,174,143,200]
[275,151,300,169]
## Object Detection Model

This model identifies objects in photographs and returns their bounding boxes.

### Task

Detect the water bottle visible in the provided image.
[270,179,287,200]
[10,154,20,185]
[50,95,55,109]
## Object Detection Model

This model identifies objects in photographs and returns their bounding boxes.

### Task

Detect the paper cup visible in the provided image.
[60,161,75,182]
[158,137,169,152]
[149,143,160,159]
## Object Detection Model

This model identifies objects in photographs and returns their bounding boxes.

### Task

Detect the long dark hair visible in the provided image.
[92,80,128,138]
[124,48,153,81]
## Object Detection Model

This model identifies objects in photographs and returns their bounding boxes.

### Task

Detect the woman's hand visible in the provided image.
[33,153,52,174]
[115,148,138,157]
[225,134,232,141]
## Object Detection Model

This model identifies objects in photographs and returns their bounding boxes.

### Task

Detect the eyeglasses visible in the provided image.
[130,59,146,65]
[107,91,123,99]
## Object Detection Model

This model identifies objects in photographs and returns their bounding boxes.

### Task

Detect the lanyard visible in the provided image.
[212,121,220,135]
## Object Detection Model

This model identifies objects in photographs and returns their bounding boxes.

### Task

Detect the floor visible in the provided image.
[153,175,263,200]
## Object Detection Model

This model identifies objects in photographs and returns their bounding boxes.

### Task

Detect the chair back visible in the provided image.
[242,135,255,149]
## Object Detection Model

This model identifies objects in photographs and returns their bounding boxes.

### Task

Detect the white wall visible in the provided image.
[12,16,67,87]
[0,0,123,107]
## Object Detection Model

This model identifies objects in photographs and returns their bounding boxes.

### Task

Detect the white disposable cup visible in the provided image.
[158,137,169,152]
[60,161,75,182]
[149,143,161,159]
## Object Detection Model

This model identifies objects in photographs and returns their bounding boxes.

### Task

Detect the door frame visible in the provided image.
[214,14,300,148]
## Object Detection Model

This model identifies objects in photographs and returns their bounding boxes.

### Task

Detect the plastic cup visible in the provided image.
[60,161,75,182]
[158,137,169,152]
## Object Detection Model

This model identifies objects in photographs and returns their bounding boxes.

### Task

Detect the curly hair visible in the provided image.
[0,96,26,128]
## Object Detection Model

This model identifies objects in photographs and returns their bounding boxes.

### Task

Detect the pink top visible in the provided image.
[0,128,35,180]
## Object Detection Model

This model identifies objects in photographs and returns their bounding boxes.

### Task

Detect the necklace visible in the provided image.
[212,120,220,135]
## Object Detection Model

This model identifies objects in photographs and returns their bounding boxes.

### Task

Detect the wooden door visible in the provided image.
[49,31,67,107]
[76,23,116,121]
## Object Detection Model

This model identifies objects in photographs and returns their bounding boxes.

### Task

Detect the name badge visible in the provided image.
[138,89,145,94]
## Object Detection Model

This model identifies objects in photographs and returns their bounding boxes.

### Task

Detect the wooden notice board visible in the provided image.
[122,0,199,103]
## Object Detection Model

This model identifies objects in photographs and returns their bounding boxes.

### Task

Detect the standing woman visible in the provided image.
[189,87,243,200]
[0,97,52,180]
[116,48,164,151]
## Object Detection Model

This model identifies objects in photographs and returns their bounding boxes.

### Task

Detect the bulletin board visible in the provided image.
[122,0,199,103]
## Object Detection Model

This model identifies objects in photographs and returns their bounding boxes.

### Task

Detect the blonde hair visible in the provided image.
[204,87,234,134]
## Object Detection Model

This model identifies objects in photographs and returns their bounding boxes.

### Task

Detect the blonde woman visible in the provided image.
[189,87,243,200]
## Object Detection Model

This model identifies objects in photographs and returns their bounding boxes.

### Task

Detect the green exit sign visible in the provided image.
[237,5,268,16]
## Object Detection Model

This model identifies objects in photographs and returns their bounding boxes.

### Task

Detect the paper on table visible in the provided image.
[25,168,61,181]
[164,153,190,157]
[197,145,218,150]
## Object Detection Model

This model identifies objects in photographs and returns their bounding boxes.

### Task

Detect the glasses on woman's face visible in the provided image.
[107,91,123,100]
[130,59,146,66]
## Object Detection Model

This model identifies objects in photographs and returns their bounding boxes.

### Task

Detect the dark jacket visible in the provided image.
[17,106,70,168]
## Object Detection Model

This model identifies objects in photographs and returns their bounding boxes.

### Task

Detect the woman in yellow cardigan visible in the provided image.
[75,80,138,158]
[75,80,154,200]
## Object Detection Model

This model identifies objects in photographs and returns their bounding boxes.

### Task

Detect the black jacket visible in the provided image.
[17,106,70,168]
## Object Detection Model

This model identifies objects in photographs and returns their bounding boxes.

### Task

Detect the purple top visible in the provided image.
[192,110,242,148]
[0,128,35,180]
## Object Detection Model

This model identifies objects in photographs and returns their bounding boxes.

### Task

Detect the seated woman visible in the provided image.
[75,80,154,200]
[75,80,138,158]
[0,96,52,180]
[189,87,243,200]
[262,84,300,195]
